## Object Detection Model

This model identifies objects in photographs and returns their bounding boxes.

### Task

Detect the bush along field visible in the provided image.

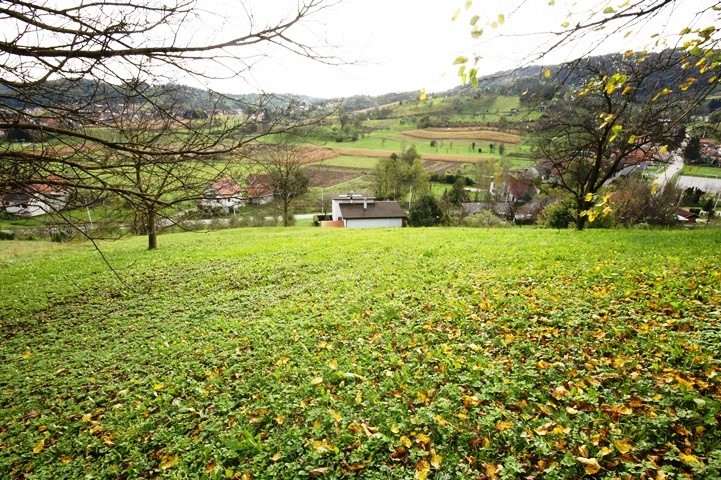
[2,228,721,479]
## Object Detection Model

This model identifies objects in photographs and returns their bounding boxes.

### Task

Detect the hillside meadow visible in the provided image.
[2,227,721,479]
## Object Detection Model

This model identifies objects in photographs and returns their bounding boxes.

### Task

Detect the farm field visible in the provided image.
[681,165,721,179]
[2,227,721,479]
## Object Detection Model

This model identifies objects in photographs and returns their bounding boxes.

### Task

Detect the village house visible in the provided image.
[326,193,406,228]
[245,174,275,205]
[2,177,69,217]
[197,178,244,214]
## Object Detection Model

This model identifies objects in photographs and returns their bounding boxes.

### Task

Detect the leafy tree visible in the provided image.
[374,146,429,200]
[531,52,701,230]
[702,197,715,224]
[408,194,443,226]
[684,136,701,163]
[446,177,470,206]
[498,142,505,157]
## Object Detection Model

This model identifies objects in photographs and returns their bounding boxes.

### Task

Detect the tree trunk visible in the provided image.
[147,208,157,250]
[282,201,290,227]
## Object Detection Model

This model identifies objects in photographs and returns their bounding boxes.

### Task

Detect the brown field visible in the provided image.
[304,164,367,188]
[330,147,495,164]
[402,129,522,144]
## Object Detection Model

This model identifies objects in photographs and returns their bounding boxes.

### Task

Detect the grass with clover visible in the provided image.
[2,227,721,479]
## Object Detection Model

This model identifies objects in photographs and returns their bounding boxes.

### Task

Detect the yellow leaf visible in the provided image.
[418,89,427,102]
[430,450,443,468]
[415,432,431,444]
[271,452,282,462]
[614,439,633,454]
[160,454,178,470]
[452,8,461,21]
[496,420,512,431]
[599,446,614,456]
[544,69,551,78]
[561,21,569,28]
[400,435,412,448]
[153,383,165,391]
[312,439,335,453]
[310,376,323,385]
[584,193,593,201]
[23,350,32,359]
[58,455,73,464]
[659,145,668,154]
[415,459,431,480]
[33,438,45,454]
[679,452,701,466]
[329,409,342,422]
[576,457,601,474]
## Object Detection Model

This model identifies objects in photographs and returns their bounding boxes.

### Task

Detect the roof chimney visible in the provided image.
[363,197,368,210]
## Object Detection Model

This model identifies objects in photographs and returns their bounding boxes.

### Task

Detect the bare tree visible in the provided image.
[0,0,338,248]
[248,136,315,227]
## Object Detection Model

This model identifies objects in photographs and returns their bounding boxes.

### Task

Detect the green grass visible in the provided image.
[681,165,721,178]
[2,227,721,479]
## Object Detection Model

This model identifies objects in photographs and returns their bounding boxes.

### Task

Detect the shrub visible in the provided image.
[540,201,575,229]
[461,210,509,228]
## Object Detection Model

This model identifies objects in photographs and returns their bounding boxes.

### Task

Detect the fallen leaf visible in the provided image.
[310,376,323,386]
[415,459,430,480]
[160,454,178,470]
[576,457,601,474]
[430,450,443,469]
[679,452,701,466]
[33,438,45,453]
[309,467,329,477]
[613,439,633,454]
[496,420,512,431]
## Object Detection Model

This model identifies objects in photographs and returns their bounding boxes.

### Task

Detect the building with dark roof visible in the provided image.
[329,193,406,228]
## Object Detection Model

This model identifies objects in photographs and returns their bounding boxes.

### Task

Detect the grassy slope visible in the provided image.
[3,228,721,479]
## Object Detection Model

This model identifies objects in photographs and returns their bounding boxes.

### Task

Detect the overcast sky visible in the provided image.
[198,0,718,98]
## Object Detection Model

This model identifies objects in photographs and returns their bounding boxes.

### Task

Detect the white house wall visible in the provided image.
[345,218,403,229]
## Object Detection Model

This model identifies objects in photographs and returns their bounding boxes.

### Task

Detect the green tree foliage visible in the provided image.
[408,194,444,226]
[374,146,429,200]
[446,177,470,206]
[684,136,702,162]
[541,200,575,229]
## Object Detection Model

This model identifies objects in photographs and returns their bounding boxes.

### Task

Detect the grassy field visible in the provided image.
[681,165,721,178]
[2,227,721,479]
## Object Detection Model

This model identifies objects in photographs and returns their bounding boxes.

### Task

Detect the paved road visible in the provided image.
[653,153,684,191]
